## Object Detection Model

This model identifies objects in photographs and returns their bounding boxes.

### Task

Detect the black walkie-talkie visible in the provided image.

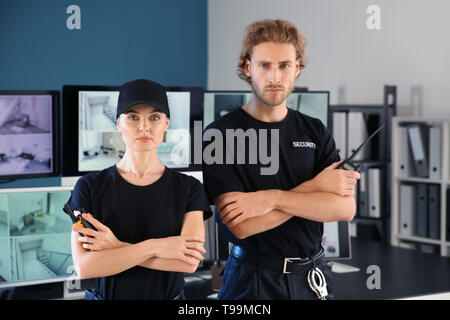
[338,123,386,172]
[63,204,97,236]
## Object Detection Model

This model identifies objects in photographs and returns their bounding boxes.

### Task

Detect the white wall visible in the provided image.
[208,0,450,116]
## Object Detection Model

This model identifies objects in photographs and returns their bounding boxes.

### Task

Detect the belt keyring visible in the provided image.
[307,267,328,300]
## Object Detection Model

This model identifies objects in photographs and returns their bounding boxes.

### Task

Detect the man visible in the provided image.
[202,19,360,300]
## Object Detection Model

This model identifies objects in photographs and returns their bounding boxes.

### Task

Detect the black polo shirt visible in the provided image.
[202,107,339,258]
[65,165,212,300]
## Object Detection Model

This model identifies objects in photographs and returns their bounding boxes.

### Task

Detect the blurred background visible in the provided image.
[0,0,449,300]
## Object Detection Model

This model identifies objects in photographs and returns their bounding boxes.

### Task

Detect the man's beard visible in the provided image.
[251,82,293,107]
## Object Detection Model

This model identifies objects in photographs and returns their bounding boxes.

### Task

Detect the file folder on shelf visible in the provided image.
[399,184,416,237]
[368,168,381,218]
[332,112,347,160]
[428,126,442,180]
[398,127,413,177]
[407,125,429,178]
[428,184,440,240]
[447,188,450,242]
[358,168,368,217]
[347,112,369,161]
[416,183,428,238]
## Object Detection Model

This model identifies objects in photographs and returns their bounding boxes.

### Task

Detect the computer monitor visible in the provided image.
[0,187,75,288]
[62,85,204,177]
[290,90,330,127]
[203,91,252,128]
[323,221,351,260]
[0,91,60,180]
[203,90,351,260]
[203,90,330,127]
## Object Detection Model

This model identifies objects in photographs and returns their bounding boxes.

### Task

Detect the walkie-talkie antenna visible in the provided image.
[347,122,386,162]
[338,122,386,171]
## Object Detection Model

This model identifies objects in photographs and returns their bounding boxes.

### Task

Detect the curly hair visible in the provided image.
[237,19,308,84]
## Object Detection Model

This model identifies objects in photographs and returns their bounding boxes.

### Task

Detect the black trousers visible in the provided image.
[217,254,334,300]
[84,288,186,300]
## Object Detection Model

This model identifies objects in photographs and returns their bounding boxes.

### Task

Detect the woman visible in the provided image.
[65,79,212,300]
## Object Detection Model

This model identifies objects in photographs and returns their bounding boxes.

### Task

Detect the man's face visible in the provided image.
[244,42,300,107]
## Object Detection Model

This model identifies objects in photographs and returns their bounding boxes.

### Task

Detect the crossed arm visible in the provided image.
[214,161,360,239]
[71,211,206,279]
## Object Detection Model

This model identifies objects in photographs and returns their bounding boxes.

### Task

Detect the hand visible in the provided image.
[217,191,275,228]
[72,213,122,251]
[152,235,206,266]
[311,160,360,196]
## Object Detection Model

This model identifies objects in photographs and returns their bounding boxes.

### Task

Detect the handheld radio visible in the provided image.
[63,203,97,237]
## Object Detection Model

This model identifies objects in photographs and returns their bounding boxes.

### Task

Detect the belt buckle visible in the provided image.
[283,257,302,274]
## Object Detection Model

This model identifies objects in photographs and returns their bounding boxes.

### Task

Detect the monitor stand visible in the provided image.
[327,261,360,274]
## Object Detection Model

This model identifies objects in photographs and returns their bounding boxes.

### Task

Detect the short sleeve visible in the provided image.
[185,177,213,220]
[64,175,94,217]
[202,122,246,203]
[313,123,340,176]
[202,163,245,204]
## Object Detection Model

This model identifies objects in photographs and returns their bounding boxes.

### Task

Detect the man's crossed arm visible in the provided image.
[213,161,360,239]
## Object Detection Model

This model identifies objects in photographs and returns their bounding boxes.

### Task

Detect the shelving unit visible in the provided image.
[391,116,450,257]
[330,85,397,243]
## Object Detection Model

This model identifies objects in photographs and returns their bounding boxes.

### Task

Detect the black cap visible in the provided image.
[116,79,170,119]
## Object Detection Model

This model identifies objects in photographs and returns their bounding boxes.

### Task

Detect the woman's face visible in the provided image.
[117,104,169,152]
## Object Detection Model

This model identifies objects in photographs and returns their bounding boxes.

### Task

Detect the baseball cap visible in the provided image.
[116,79,170,119]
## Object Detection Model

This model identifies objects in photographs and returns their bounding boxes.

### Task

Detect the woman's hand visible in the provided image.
[73,213,123,251]
[151,235,206,265]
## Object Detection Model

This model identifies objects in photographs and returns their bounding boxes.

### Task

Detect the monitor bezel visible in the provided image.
[62,85,204,177]
[0,90,60,181]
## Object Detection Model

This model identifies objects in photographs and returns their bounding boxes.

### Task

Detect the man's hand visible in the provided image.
[311,160,360,196]
[217,190,276,227]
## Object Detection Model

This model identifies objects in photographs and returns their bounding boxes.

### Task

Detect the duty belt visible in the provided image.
[230,245,325,274]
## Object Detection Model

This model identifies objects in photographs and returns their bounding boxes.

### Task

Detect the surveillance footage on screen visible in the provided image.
[0,95,53,177]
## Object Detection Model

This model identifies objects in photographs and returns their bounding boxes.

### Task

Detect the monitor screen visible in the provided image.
[289,91,330,127]
[203,91,330,128]
[0,92,59,180]
[62,85,203,177]
[0,187,74,288]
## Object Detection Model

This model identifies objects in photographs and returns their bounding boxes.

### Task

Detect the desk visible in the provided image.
[332,238,450,299]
